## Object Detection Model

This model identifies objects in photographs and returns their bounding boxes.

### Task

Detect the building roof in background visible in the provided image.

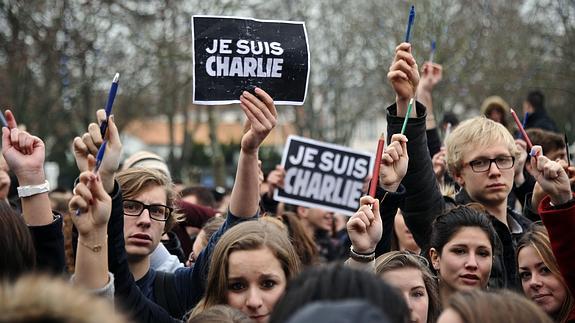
[123,118,296,146]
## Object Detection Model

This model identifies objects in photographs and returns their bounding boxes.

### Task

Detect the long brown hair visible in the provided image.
[277,212,319,267]
[193,220,301,315]
[517,224,574,322]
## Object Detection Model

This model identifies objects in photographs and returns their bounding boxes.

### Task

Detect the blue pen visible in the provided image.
[93,141,107,173]
[99,73,120,137]
[429,40,436,63]
[75,141,107,216]
[404,5,416,43]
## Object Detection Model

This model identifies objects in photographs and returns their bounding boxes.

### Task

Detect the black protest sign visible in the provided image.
[274,136,374,215]
[192,15,310,105]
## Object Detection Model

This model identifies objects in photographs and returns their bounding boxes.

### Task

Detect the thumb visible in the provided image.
[107,115,121,146]
[5,110,17,129]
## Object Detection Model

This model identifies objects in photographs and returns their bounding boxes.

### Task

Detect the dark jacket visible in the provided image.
[108,182,255,322]
[524,110,558,132]
[383,102,531,290]
[29,213,66,274]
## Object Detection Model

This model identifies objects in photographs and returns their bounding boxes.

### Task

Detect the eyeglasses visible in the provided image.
[123,199,173,221]
[466,156,515,173]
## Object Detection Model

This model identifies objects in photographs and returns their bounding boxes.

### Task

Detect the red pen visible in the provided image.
[369,134,386,197]
[510,108,533,150]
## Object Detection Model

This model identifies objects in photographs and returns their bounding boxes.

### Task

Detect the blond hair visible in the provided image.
[445,116,519,176]
[116,168,184,232]
[0,275,129,323]
[517,225,574,322]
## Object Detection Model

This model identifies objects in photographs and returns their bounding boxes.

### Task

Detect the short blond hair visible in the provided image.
[116,167,184,232]
[445,116,519,176]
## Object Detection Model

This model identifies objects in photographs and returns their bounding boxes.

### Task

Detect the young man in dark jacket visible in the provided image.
[381,42,531,290]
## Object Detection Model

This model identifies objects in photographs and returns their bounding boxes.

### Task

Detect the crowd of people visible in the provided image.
[1,40,574,323]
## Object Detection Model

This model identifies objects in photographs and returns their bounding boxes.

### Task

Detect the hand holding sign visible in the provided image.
[379,134,408,193]
[347,195,382,254]
[239,87,277,154]
[266,165,285,198]
[388,43,419,115]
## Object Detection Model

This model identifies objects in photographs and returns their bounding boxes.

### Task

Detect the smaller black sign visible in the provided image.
[274,136,374,215]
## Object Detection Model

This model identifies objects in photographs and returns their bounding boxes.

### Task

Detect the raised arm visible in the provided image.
[69,165,111,291]
[2,110,52,225]
[386,43,445,249]
[348,134,409,264]
[229,88,277,218]
[416,62,443,130]
[528,146,575,298]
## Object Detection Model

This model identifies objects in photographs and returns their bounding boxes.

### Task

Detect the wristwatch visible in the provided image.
[17,180,50,198]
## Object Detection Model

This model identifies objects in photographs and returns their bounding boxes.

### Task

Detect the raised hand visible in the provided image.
[347,195,382,253]
[69,156,111,290]
[387,42,419,114]
[1,110,45,186]
[1,110,52,225]
[417,62,443,93]
[514,139,528,186]
[379,134,409,192]
[239,88,277,154]
[266,165,285,198]
[73,109,122,193]
[69,163,112,236]
[528,146,572,206]
[432,147,447,184]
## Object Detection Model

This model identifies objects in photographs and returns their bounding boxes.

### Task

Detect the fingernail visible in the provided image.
[529,148,537,157]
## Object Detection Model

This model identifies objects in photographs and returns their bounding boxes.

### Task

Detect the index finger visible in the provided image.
[4,110,17,129]
[395,42,412,53]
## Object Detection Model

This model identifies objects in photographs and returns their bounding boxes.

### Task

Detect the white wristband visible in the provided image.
[17,180,50,198]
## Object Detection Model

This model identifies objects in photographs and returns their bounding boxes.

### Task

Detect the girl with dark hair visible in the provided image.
[428,204,497,303]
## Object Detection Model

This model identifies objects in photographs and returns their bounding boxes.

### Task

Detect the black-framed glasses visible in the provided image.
[466,156,515,173]
[123,199,173,221]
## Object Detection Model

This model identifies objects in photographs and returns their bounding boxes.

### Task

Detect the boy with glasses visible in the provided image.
[381,42,531,290]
